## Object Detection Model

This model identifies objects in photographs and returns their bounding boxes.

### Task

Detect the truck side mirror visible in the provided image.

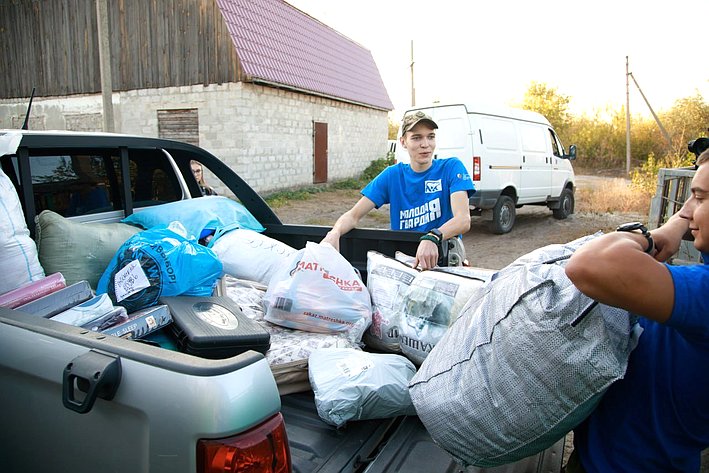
[566,144,577,161]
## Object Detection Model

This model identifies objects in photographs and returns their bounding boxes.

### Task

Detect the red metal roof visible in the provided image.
[216,0,393,110]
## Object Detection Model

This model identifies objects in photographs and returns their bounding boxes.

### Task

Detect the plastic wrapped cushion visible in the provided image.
[309,348,417,427]
[223,275,358,395]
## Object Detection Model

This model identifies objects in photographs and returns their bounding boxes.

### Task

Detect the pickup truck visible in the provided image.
[0,130,564,473]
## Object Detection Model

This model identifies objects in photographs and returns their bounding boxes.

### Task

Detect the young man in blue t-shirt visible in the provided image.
[564,151,709,472]
[322,111,475,269]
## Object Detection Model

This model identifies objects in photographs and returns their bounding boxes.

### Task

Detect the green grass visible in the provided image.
[264,156,393,208]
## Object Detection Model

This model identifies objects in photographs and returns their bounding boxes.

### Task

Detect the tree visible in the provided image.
[521,82,571,141]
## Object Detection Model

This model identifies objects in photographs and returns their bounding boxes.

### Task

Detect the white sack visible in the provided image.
[211,229,296,285]
[0,165,44,294]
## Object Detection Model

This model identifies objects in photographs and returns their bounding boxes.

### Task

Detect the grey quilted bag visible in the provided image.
[409,234,642,468]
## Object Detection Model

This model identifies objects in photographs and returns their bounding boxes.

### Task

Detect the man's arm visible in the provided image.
[565,226,680,323]
[414,190,471,269]
[321,196,376,251]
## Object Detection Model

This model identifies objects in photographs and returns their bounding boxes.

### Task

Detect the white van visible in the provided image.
[395,103,577,233]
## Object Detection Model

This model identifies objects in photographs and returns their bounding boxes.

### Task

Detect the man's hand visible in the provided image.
[650,213,690,262]
[414,239,439,270]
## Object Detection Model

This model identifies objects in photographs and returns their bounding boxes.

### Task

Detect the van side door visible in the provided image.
[518,122,552,202]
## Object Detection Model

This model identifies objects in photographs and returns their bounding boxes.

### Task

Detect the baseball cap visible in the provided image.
[401,111,438,135]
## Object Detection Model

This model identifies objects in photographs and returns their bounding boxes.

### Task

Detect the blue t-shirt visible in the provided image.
[576,254,709,472]
[361,158,475,233]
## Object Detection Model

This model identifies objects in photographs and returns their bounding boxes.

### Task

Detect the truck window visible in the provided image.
[4,148,183,218]
[16,153,118,217]
[548,129,562,157]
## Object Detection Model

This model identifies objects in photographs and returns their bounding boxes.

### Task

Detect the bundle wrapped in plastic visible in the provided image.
[263,242,371,343]
[97,222,223,313]
[409,234,642,468]
[309,348,417,427]
[398,266,493,365]
[363,251,418,353]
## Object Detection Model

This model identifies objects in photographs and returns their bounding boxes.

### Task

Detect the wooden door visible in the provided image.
[313,121,328,184]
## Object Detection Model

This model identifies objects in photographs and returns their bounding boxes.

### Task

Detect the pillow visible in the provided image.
[210,229,296,286]
[122,196,265,239]
[36,210,141,289]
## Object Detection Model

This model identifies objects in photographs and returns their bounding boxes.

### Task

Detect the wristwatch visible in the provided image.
[616,222,654,253]
[419,228,443,245]
[428,228,444,242]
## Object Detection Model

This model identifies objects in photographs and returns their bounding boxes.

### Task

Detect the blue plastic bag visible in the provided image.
[121,196,265,240]
[97,222,223,313]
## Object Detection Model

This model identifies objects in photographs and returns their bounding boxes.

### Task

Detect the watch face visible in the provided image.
[617,222,644,232]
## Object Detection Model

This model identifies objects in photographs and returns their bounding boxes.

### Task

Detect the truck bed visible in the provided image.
[281,391,565,473]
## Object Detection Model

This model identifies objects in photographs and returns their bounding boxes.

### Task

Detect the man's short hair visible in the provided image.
[401,111,438,135]
[697,148,709,166]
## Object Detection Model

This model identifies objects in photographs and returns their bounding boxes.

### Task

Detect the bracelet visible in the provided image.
[419,234,440,244]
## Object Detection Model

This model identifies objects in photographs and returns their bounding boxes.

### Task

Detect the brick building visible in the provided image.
[0,0,393,194]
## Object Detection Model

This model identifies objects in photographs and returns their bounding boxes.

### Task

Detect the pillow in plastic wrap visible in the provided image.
[263,242,372,343]
[210,229,296,285]
[399,266,493,365]
[409,234,642,468]
[363,251,419,353]
[309,348,417,427]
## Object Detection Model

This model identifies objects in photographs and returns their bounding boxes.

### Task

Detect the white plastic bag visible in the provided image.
[263,242,372,343]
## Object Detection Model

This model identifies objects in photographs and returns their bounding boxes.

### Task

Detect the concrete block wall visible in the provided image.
[0,82,390,195]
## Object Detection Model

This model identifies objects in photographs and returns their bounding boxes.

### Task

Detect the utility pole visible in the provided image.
[625,56,673,175]
[410,40,415,107]
[625,56,631,175]
[628,71,672,151]
[96,0,115,132]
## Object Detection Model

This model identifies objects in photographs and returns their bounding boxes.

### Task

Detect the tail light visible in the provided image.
[473,156,481,181]
[197,413,292,473]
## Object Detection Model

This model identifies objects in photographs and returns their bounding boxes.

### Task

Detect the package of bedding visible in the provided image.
[221,275,359,395]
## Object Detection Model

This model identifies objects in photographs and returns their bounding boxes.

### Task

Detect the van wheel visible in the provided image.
[553,189,574,219]
[490,196,515,234]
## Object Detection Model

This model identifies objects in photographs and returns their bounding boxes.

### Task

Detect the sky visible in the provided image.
[286,0,709,120]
